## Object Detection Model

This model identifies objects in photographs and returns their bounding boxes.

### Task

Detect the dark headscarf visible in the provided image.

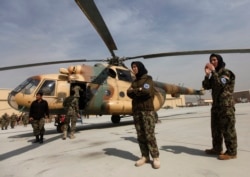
[131,61,148,79]
[209,53,226,72]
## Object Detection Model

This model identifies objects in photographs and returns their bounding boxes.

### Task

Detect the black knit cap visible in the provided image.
[209,53,226,71]
[131,61,148,79]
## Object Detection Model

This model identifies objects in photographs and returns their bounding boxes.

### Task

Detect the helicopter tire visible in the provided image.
[111,115,121,124]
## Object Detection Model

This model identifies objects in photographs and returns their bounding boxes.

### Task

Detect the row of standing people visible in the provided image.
[126,54,237,170]
[20,54,237,169]
[0,112,22,130]
[28,86,81,144]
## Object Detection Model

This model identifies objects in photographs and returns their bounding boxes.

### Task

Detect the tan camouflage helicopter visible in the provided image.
[1,0,250,130]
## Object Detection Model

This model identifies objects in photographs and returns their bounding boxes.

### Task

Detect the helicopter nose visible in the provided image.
[7,91,19,110]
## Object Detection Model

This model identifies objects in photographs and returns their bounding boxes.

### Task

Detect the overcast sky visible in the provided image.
[1,0,250,99]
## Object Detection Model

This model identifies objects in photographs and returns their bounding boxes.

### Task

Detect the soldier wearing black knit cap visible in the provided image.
[202,54,237,160]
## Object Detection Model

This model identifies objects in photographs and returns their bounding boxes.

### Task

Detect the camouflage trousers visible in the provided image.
[31,118,45,136]
[210,106,237,155]
[1,120,10,130]
[63,115,77,133]
[133,111,159,158]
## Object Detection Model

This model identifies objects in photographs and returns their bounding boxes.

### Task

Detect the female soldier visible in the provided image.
[127,61,160,169]
[202,54,237,160]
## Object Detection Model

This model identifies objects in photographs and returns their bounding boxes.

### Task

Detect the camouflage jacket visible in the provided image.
[127,74,155,112]
[63,97,79,116]
[202,68,235,107]
[2,113,9,121]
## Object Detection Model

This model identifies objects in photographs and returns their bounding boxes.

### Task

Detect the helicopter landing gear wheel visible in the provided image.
[111,115,121,124]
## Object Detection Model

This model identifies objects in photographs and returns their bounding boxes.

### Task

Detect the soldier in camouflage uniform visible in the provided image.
[127,61,160,169]
[10,113,18,129]
[202,53,237,160]
[62,96,80,140]
[72,85,83,98]
[1,113,10,130]
[22,113,29,127]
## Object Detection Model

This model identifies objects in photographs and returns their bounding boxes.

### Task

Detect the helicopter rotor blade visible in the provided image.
[127,48,250,60]
[0,59,88,71]
[75,0,117,58]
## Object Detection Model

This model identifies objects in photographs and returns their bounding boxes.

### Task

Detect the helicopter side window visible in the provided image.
[108,68,116,78]
[116,69,133,82]
[15,78,40,95]
[38,80,56,96]
[13,78,40,94]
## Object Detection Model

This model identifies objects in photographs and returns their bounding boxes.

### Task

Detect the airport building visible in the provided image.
[233,90,250,103]
[162,94,186,108]
[195,90,250,106]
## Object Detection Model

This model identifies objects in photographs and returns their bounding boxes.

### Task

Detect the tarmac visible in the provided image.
[0,103,249,177]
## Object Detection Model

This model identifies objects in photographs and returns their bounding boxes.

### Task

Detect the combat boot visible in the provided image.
[135,156,150,167]
[62,131,67,140]
[70,132,75,139]
[33,135,40,143]
[152,158,160,169]
[39,134,44,144]
[218,152,237,160]
[205,148,223,155]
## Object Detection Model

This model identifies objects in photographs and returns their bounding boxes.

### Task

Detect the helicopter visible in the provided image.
[1,0,250,130]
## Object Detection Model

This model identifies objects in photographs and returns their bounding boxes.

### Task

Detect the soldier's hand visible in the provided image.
[204,67,211,76]
[29,117,33,124]
[205,63,215,71]
[204,63,214,76]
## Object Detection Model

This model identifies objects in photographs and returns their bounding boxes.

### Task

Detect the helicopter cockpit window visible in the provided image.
[38,80,56,96]
[108,68,116,78]
[116,69,133,82]
[13,78,40,95]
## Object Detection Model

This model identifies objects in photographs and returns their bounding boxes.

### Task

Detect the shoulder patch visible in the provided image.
[221,77,227,84]
[143,83,150,89]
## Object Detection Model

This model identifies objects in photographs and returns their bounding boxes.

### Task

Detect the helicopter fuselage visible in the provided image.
[8,63,167,117]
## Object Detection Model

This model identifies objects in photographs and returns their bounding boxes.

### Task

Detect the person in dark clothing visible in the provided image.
[29,92,49,144]
[202,54,237,160]
[127,61,160,169]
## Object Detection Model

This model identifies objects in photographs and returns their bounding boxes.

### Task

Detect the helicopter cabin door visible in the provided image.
[109,68,133,114]
[69,83,87,111]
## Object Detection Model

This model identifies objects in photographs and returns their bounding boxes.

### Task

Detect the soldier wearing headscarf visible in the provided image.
[127,61,160,169]
[202,53,237,160]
